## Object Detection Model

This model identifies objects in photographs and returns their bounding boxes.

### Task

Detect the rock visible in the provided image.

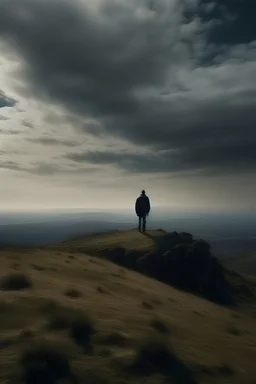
[123,250,142,269]
[104,247,126,265]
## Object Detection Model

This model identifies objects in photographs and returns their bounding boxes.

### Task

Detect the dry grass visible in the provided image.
[0,230,255,384]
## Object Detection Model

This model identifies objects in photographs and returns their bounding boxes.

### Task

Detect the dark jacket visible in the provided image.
[135,194,150,217]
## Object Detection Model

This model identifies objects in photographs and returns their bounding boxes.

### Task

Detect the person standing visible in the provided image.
[135,190,151,232]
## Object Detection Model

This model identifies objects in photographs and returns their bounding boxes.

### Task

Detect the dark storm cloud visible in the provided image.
[198,0,256,45]
[0,90,17,109]
[67,138,256,175]
[0,0,255,176]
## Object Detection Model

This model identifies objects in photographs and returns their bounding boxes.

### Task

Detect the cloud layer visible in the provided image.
[0,0,255,209]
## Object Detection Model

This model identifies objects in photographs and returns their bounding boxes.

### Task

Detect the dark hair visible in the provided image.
[141,190,145,195]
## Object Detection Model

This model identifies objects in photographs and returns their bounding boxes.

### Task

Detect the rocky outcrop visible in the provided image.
[97,232,236,306]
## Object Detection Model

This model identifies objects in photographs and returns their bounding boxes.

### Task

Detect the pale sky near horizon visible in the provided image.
[0,0,256,212]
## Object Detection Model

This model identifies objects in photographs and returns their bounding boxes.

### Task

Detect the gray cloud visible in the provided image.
[0,90,17,109]
[27,136,79,147]
[67,141,256,175]
[0,158,99,176]
[0,0,255,177]
[0,128,21,135]
[22,119,34,128]
[0,115,10,121]
[0,160,24,172]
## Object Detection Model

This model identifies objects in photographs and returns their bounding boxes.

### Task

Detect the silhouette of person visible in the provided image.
[135,190,151,232]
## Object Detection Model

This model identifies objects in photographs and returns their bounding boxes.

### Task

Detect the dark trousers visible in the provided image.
[138,216,146,232]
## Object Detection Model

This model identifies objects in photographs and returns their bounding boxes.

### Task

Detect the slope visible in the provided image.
[0,231,255,383]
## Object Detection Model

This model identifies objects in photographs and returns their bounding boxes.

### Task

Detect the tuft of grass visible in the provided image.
[217,363,236,376]
[0,338,14,349]
[227,326,241,336]
[96,348,112,357]
[168,297,177,303]
[19,329,34,341]
[31,264,45,271]
[193,310,205,317]
[142,301,154,310]
[20,341,72,384]
[129,338,196,383]
[96,331,128,347]
[231,312,241,319]
[0,273,32,291]
[150,318,169,334]
[97,286,108,294]
[10,263,20,270]
[151,298,162,306]
[64,288,82,299]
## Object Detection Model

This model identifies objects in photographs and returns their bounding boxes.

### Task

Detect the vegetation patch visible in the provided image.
[129,337,197,383]
[20,341,73,384]
[0,273,32,291]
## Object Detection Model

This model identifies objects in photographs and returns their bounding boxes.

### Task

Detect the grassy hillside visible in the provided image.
[0,230,255,384]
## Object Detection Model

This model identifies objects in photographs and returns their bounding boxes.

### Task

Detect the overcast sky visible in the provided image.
[0,0,255,212]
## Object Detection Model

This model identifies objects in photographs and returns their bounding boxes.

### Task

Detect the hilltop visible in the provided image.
[0,230,255,384]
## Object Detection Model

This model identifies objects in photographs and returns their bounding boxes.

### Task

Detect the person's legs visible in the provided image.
[138,216,142,232]
[142,215,146,232]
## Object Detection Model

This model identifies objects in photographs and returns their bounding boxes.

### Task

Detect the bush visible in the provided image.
[47,305,96,349]
[0,273,32,291]
[20,342,72,384]
[69,314,96,349]
[130,338,196,383]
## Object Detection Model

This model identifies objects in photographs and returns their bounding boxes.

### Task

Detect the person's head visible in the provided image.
[141,190,146,195]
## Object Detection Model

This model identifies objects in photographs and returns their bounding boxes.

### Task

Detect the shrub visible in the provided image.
[69,314,96,349]
[130,338,196,383]
[47,306,95,349]
[0,273,32,291]
[20,342,72,384]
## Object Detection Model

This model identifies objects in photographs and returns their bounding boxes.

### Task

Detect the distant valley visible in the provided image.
[1,210,256,261]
